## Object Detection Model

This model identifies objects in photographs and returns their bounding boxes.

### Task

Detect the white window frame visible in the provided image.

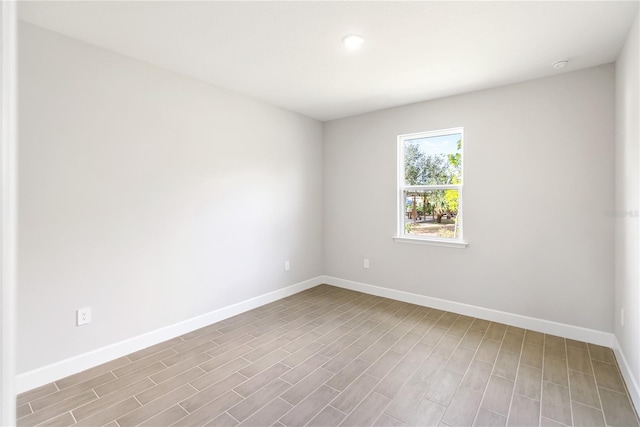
[394,127,468,248]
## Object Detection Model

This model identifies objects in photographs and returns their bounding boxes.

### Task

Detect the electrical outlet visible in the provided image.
[77,307,91,326]
[284,260,290,271]
[621,308,625,327]
[364,258,370,269]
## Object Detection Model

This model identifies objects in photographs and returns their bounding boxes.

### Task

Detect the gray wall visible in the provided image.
[323,65,615,332]
[615,12,640,388]
[17,22,323,374]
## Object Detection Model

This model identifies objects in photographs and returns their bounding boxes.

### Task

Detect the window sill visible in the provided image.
[393,236,468,249]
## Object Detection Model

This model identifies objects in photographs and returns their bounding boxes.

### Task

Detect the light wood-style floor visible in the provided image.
[17,285,640,426]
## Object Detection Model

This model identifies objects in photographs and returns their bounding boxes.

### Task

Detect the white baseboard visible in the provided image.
[320,275,615,347]
[16,276,324,394]
[612,337,640,415]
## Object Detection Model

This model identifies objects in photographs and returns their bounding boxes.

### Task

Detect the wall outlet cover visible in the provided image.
[77,307,91,326]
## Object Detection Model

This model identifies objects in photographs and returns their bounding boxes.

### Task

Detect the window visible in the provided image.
[395,127,467,248]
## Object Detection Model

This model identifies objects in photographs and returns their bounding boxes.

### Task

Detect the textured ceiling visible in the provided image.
[18,1,639,121]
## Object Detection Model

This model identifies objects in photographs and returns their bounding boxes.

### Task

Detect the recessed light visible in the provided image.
[341,34,364,50]
[552,59,569,69]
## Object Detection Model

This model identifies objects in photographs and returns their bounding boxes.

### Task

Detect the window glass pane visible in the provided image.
[403,189,462,239]
[404,133,462,185]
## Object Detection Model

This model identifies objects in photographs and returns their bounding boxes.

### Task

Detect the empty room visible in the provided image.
[2,0,640,426]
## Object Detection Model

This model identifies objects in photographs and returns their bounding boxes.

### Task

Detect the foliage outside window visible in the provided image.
[397,128,465,246]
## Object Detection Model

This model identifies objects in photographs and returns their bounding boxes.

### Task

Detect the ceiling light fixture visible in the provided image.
[552,59,569,69]
[341,34,364,50]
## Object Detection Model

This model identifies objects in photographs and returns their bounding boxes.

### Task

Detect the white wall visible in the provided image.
[17,22,323,374]
[615,12,640,390]
[324,65,615,333]
[1,1,17,423]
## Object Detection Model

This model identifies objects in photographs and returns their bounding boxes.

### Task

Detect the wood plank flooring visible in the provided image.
[17,285,640,426]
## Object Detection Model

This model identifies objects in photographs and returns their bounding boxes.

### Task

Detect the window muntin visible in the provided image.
[398,128,464,244]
